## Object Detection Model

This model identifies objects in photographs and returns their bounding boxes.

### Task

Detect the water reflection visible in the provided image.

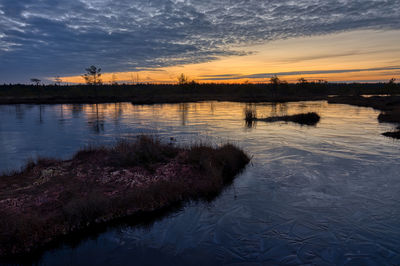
[15,105,25,120]
[244,103,257,129]
[111,103,123,124]
[71,104,84,118]
[1,101,400,265]
[209,102,215,115]
[38,105,44,124]
[87,104,105,133]
[178,103,189,126]
[58,104,66,125]
[0,101,393,171]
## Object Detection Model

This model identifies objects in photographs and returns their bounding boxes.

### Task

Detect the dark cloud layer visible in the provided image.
[200,66,400,80]
[0,0,399,82]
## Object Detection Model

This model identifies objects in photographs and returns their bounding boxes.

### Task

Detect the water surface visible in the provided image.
[1,101,399,265]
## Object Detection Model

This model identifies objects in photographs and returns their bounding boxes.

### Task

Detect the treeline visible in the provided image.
[0,82,398,99]
[12,66,396,102]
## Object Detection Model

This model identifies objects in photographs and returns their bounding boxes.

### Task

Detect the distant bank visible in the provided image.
[0,82,398,105]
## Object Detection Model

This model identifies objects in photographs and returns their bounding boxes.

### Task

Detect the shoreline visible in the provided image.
[0,95,328,105]
[328,95,400,138]
[1,82,398,105]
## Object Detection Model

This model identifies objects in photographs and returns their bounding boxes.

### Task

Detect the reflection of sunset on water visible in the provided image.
[55,101,374,130]
[6,100,387,142]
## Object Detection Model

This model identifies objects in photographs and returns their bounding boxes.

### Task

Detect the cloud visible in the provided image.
[0,0,399,82]
[200,66,400,80]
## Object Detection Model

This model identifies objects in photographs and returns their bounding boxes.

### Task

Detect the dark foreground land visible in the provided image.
[0,82,398,105]
[0,136,249,258]
[329,95,400,138]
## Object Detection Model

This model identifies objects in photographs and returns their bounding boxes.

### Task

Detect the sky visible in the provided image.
[0,0,399,84]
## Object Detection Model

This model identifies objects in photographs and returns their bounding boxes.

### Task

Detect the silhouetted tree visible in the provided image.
[297,77,308,84]
[30,78,41,86]
[297,77,308,92]
[270,75,280,87]
[270,75,288,91]
[178,73,189,85]
[54,76,62,86]
[82,66,102,85]
[317,79,328,84]
[386,78,398,95]
[279,79,289,89]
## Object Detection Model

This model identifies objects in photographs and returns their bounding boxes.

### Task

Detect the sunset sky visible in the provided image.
[0,0,399,84]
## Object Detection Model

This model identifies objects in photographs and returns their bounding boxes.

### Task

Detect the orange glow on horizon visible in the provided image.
[58,30,400,84]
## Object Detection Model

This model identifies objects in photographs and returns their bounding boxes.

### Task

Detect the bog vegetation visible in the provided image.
[0,136,250,257]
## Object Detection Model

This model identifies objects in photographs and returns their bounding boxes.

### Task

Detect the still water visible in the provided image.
[0,101,399,265]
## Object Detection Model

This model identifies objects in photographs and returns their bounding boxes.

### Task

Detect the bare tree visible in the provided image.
[178,73,189,85]
[82,66,102,85]
[54,76,62,86]
[270,75,280,86]
[269,75,289,92]
[297,77,308,84]
[270,75,281,91]
[30,78,41,86]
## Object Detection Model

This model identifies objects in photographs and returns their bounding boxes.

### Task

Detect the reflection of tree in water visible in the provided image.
[269,102,288,117]
[15,105,25,120]
[38,105,45,124]
[87,104,105,133]
[297,103,307,113]
[58,104,65,125]
[270,103,277,117]
[130,104,145,120]
[209,102,215,115]
[244,103,257,129]
[113,103,123,119]
[151,105,162,118]
[111,103,124,126]
[278,102,288,115]
[178,103,189,126]
[71,104,84,118]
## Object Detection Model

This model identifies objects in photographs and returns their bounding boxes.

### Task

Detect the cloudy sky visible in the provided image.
[0,0,399,83]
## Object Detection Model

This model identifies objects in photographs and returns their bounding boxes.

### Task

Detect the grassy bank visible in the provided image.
[0,136,249,258]
[0,82,398,105]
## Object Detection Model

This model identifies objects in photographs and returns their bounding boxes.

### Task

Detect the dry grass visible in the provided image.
[244,108,257,122]
[0,136,249,258]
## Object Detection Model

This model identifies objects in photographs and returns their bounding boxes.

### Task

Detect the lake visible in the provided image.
[1,101,399,265]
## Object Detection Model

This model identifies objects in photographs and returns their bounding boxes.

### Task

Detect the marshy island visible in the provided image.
[0,136,249,257]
